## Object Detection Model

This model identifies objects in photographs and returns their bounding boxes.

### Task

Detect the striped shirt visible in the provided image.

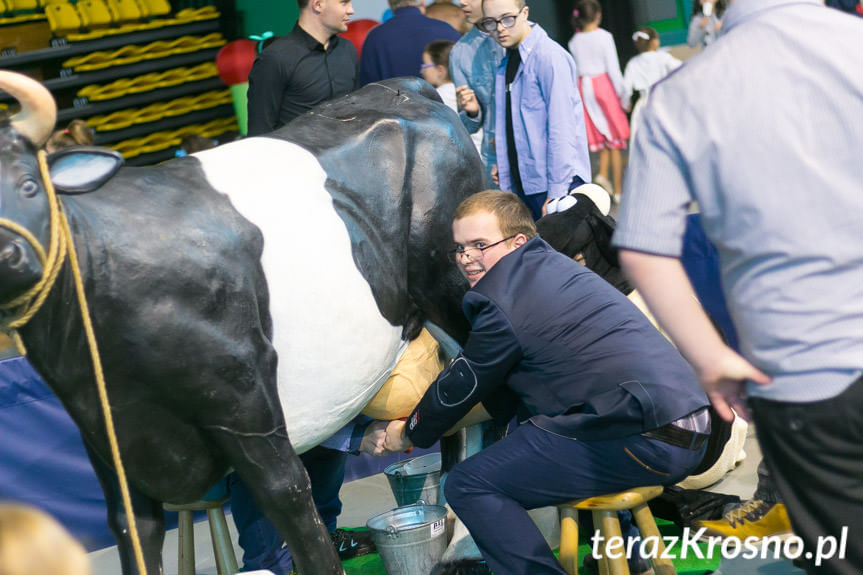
[613,0,863,403]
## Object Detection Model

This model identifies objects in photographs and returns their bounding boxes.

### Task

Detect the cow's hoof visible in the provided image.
[430,559,492,575]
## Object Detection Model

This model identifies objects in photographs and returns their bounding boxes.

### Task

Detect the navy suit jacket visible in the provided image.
[407,237,708,447]
[359,6,461,86]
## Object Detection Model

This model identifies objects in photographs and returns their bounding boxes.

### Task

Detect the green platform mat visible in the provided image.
[340,520,721,574]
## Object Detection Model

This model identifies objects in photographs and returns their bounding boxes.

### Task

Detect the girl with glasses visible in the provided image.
[422,40,484,155]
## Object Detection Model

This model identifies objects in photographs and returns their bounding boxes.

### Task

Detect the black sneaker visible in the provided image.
[430,559,492,575]
[330,528,376,560]
[583,552,654,575]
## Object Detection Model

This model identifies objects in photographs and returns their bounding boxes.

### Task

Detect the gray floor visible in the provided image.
[89,426,804,575]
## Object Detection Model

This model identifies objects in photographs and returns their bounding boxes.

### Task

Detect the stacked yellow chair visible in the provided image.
[106,0,141,22]
[76,0,113,29]
[8,0,45,10]
[44,1,82,35]
[77,62,219,102]
[42,0,215,39]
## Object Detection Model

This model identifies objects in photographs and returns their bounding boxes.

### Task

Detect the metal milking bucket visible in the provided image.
[383,452,442,507]
[366,502,448,575]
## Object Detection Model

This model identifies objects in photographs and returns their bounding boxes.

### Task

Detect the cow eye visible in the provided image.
[19,178,39,197]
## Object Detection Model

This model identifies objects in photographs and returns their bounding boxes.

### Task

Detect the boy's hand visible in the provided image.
[456,85,480,117]
[360,420,391,457]
[696,348,771,422]
[384,420,413,452]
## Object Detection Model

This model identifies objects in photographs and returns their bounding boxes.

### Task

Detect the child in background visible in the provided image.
[421,40,482,155]
[688,0,726,49]
[45,119,94,154]
[568,0,629,204]
[623,26,682,141]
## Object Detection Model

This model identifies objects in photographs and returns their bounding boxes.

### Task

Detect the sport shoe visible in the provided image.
[695,499,793,541]
[593,174,613,196]
[330,528,376,560]
[430,559,492,575]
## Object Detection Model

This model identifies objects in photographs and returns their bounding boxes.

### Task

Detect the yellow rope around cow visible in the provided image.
[0,151,148,575]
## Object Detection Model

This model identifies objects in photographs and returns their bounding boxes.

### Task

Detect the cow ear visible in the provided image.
[48,147,124,194]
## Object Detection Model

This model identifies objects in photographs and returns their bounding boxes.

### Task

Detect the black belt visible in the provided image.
[641,423,709,450]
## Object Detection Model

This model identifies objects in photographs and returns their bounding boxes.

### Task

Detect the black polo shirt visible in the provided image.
[246,23,359,136]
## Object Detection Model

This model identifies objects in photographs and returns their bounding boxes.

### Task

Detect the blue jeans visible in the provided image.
[443,422,705,575]
[229,445,348,574]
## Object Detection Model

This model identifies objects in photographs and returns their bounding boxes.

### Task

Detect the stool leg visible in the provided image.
[632,503,677,575]
[177,510,196,575]
[593,510,628,575]
[208,507,239,575]
[559,507,580,575]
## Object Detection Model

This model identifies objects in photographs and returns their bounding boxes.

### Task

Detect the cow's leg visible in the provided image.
[208,428,344,575]
[85,443,165,575]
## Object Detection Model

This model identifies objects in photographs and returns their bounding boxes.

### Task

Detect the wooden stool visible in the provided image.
[557,486,676,575]
[164,497,239,575]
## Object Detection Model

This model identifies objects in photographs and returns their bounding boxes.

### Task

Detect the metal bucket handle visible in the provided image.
[384,500,428,539]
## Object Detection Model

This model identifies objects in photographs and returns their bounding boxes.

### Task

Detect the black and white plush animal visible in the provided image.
[0,71,483,575]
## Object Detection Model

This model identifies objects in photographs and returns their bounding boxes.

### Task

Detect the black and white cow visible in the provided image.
[0,71,483,575]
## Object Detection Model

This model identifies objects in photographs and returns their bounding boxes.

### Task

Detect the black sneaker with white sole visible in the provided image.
[330,528,376,560]
[430,558,492,575]
[583,552,654,575]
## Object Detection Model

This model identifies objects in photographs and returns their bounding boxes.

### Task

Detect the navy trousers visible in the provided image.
[229,445,348,574]
[516,191,548,222]
[444,422,705,575]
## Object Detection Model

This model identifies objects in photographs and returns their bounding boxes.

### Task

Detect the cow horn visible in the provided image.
[0,71,57,147]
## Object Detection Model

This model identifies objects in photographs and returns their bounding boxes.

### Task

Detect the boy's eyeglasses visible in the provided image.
[450,236,515,260]
[478,9,524,33]
[420,63,436,70]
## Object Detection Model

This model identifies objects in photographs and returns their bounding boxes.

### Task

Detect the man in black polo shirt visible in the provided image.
[239,3,376,574]
[247,0,359,136]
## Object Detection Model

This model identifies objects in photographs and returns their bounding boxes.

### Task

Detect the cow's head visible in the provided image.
[0,72,122,309]
[0,71,57,305]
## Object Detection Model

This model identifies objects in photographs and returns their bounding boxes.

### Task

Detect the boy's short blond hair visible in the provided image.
[454,190,537,240]
[0,503,92,575]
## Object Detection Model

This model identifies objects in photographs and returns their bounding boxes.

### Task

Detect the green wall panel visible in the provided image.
[235,0,299,37]
[631,0,691,46]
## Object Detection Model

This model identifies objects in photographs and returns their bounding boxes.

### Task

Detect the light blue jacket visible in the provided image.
[494,23,591,198]
[449,26,504,183]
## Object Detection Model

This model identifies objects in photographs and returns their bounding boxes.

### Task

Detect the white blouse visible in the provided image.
[567,28,625,98]
[622,50,682,106]
[437,83,482,154]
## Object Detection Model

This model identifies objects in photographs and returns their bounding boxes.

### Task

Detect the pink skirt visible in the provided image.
[578,73,630,152]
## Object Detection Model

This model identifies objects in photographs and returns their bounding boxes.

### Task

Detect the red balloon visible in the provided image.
[339,19,379,59]
[216,40,258,86]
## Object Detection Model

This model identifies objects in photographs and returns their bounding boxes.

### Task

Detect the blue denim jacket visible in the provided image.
[494,24,591,198]
[449,26,504,182]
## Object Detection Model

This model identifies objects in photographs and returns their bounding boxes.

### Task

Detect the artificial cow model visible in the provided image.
[0,71,483,575]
